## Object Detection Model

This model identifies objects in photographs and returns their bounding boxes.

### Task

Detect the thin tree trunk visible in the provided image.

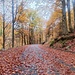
[24,35,26,45]
[12,0,14,47]
[21,33,23,46]
[29,31,31,44]
[27,36,29,44]
[2,0,5,49]
[39,35,41,44]
[19,34,20,46]
[29,25,31,44]
[41,33,43,43]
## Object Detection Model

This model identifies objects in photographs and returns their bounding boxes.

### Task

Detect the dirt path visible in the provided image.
[0,45,75,75]
[18,45,60,75]
[12,45,75,75]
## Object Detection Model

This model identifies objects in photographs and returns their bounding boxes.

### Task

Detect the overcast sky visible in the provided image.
[0,0,54,23]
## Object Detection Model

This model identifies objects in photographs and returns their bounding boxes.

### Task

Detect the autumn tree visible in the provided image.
[46,10,62,44]
[15,2,29,46]
[27,10,43,44]
[52,0,68,35]
[5,23,12,49]
[2,0,5,49]
[10,0,45,45]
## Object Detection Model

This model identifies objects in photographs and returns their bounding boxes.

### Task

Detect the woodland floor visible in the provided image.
[0,44,75,75]
[51,32,75,53]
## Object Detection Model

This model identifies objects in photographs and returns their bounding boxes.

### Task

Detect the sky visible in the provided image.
[0,0,73,27]
[0,0,54,23]
[25,0,53,20]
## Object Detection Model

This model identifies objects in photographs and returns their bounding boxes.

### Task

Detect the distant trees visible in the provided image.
[15,2,29,46]
[28,11,43,44]
[15,1,43,46]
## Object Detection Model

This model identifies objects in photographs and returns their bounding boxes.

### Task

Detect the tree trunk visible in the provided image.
[21,33,23,46]
[19,34,20,46]
[29,28,34,44]
[62,0,68,34]
[12,0,14,47]
[73,0,75,30]
[2,0,5,49]
[67,0,73,32]
[29,30,31,44]
[24,35,26,45]
[27,36,28,44]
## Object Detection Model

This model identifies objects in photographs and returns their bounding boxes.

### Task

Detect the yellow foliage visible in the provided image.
[46,9,62,43]
[47,10,62,26]
[14,30,18,35]
[16,11,28,23]
[18,3,23,14]
[18,11,28,23]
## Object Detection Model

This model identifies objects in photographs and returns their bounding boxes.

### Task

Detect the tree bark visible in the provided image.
[21,33,23,46]
[73,0,75,30]
[2,0,5,49]
[24,35,26,45]
[67,0,73,32]
[12,0,14,47]
[62,0,68,34]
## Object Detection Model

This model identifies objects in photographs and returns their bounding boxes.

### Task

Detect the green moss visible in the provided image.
[59,40,66,47]
[50,39,55,46]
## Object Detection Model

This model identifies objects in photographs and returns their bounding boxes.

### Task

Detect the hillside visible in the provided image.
[50,32,75,53]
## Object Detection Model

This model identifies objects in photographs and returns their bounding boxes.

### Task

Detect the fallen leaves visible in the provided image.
[0,45,75,75]
[0,46,27,75]
[40,45,75,75]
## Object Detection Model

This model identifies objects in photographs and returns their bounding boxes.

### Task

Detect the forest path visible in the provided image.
[0,45,75,75]
[12,45,75,75]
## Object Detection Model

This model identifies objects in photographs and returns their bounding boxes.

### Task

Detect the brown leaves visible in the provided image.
[40,45,75,75]
[0,46,27,75]
[0,44,75,75]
